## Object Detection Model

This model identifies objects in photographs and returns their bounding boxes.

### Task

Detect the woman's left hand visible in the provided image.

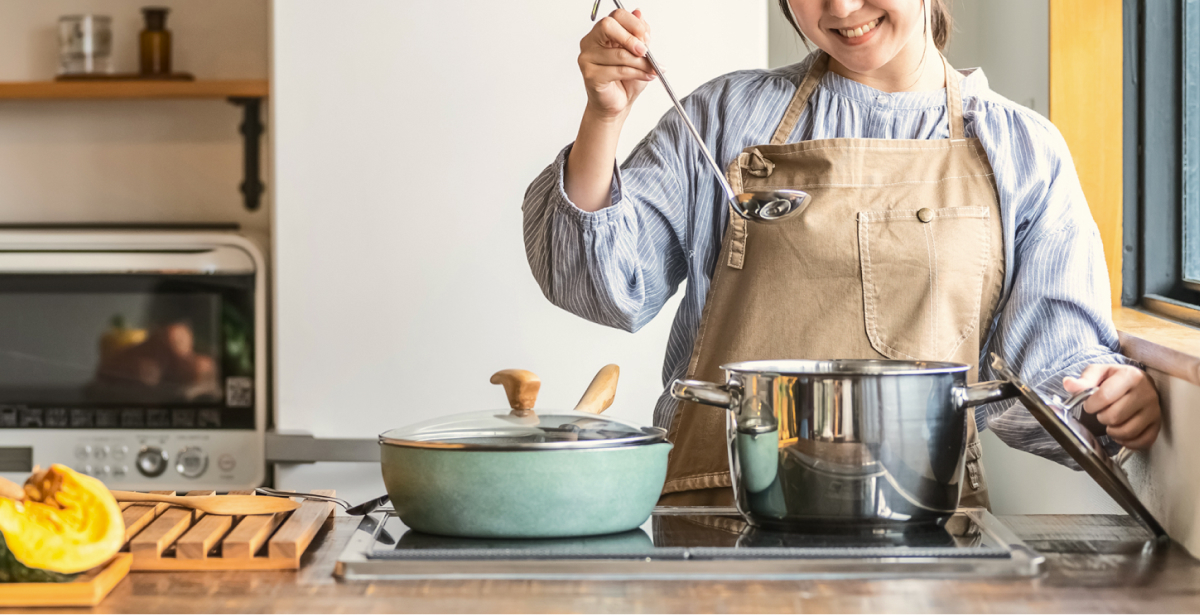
[1063,365,1162,449]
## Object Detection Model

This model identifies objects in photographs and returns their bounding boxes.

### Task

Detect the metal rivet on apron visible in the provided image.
[917,208,934,223]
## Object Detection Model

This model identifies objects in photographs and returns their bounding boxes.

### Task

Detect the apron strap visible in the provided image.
[769,52,830,146]
[767,51,967,145]
[942,54,966,140]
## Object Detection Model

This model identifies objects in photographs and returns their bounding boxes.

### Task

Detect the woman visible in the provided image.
[522,0,1161,507]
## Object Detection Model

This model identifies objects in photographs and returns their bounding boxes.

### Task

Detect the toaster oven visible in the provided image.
[0,230,267,490]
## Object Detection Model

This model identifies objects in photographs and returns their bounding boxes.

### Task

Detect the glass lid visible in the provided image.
[379,408,666,450]
[989,354,1167,540]
[378,366,667,451]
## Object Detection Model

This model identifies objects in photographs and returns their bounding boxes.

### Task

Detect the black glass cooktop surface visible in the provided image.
[335,507,1044,580]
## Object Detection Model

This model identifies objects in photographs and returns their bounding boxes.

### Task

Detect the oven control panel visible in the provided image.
[0,430,263,491]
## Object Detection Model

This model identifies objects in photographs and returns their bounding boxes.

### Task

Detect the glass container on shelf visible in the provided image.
[58,15,114,75]
[139,7,173,76]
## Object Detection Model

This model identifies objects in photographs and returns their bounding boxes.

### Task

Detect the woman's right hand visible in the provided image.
[579,8,656,120]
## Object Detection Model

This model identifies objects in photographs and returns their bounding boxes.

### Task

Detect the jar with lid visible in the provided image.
[139,7,172,75]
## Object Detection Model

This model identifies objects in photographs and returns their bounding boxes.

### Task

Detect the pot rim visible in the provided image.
[719,359,970,377]
[378,426,670,451]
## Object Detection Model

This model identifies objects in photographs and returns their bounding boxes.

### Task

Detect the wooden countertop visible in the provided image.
[21,514,1200,614]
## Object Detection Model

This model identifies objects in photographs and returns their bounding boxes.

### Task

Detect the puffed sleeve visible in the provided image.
[521,123,694,333]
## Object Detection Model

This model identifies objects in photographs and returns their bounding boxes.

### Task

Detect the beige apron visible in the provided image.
[658,53,1005,510]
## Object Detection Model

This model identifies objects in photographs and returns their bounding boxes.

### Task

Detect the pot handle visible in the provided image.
[954,380,1019,410]
[490,369,541,418]
[671,379,735,408]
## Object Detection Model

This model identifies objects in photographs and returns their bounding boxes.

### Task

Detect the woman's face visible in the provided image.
[787,0,927,74]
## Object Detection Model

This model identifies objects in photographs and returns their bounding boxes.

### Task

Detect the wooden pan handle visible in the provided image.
[490,369,541,417]
[574,364,620,414]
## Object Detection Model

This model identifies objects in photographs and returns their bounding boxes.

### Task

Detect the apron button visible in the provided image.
[917,208,934,223]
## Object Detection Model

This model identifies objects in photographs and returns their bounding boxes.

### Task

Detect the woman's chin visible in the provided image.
[826,51,893,76]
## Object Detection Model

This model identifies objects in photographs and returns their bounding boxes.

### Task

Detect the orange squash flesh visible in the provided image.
[0,464,125,575]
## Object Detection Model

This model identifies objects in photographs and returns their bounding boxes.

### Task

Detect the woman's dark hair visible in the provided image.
[777,0,953,51]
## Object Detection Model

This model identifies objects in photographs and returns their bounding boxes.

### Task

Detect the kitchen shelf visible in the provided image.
[0,79,267,100]
[0,79,268,210]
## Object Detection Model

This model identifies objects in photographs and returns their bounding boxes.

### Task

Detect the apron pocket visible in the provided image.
[857,206,992,361]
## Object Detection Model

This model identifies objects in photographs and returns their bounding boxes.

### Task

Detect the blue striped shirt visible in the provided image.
[522,53,1133,467]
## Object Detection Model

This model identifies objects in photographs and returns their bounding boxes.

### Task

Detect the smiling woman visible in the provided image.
[522,0,1163,511]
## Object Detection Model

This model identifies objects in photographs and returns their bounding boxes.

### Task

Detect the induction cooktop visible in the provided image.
[334,506,1044,580]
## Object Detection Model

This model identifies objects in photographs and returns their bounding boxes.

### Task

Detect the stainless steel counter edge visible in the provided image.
[266,431,380,463]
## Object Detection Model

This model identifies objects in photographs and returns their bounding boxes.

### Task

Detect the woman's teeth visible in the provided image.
[839,17,882,38]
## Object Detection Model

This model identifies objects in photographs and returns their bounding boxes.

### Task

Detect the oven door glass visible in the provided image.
[0,274,254,430]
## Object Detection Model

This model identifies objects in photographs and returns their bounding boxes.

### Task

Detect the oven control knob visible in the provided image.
[135,447,169,478]
[175,447,208,479]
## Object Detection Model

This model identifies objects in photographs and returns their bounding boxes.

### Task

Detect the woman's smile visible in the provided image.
[830,15,885,46]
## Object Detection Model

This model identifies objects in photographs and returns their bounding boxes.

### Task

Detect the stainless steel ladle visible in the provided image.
[591,0,811,222]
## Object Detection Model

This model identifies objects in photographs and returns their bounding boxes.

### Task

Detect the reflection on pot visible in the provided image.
[736,512,981,549]
[673,360,1022,527]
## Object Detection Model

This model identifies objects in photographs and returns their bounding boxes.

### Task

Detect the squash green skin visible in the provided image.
[0,534,78,583]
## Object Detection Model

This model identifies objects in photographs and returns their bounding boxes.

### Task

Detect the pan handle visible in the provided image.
[954,380,1019,410]
[671,379,736,408]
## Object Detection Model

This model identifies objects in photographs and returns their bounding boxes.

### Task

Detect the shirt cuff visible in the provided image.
[549,143,626,231]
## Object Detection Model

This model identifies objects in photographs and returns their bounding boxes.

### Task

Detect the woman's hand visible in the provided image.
[1063,364,1162,450]
[565,8,655,212]
[578,8,656,120]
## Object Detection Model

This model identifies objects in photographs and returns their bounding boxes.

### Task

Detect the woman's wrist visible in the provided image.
[566,108,629,213]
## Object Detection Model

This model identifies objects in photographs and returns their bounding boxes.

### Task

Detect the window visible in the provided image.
[1185,0,1200,286]
[1125,0,1200,322]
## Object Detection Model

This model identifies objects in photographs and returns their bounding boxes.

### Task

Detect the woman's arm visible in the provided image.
[976,107,1160,464]
[566,8,656,212]
[522,133,690,333]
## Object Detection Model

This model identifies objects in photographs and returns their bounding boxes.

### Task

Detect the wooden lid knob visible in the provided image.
[574,364,619,415]
[490,369,541,418]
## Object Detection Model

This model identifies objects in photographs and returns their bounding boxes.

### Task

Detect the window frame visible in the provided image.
[1125,0,1200,324]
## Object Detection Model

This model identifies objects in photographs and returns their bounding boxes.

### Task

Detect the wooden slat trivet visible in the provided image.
[122,489,336,571]
[0,554,131,607]
[121,490,174,544]
[175,489,252,560]
[130,490,206,562]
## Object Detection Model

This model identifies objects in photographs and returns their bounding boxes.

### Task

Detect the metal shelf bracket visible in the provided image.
[228,96,265,211]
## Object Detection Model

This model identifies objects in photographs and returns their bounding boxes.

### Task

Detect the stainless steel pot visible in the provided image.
[671,360,1018,528]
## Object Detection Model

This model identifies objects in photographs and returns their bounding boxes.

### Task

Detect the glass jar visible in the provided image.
[139,7,172,75]
[58,15,114,75]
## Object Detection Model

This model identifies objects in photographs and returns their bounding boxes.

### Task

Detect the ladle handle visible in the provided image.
[575,364,620,414]
[490,369,541,417]
[606,0,739,205]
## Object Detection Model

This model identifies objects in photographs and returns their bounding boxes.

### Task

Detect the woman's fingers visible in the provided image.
[1065,364,1162,449]
[1094,389,1141,427]
[583,64,657,84]
[590,9,650,58]
[1087,367,1138,414]
[579,46,654,76]
[1104,401,1156,440]
[1119,421,1161,450]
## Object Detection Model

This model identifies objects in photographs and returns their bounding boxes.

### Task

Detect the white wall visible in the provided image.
[943,0,1049,117]
[271,0,767,503]
[0,0,269,233]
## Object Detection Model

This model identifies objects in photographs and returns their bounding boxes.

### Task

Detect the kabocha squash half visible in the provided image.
[0,464,124,582]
